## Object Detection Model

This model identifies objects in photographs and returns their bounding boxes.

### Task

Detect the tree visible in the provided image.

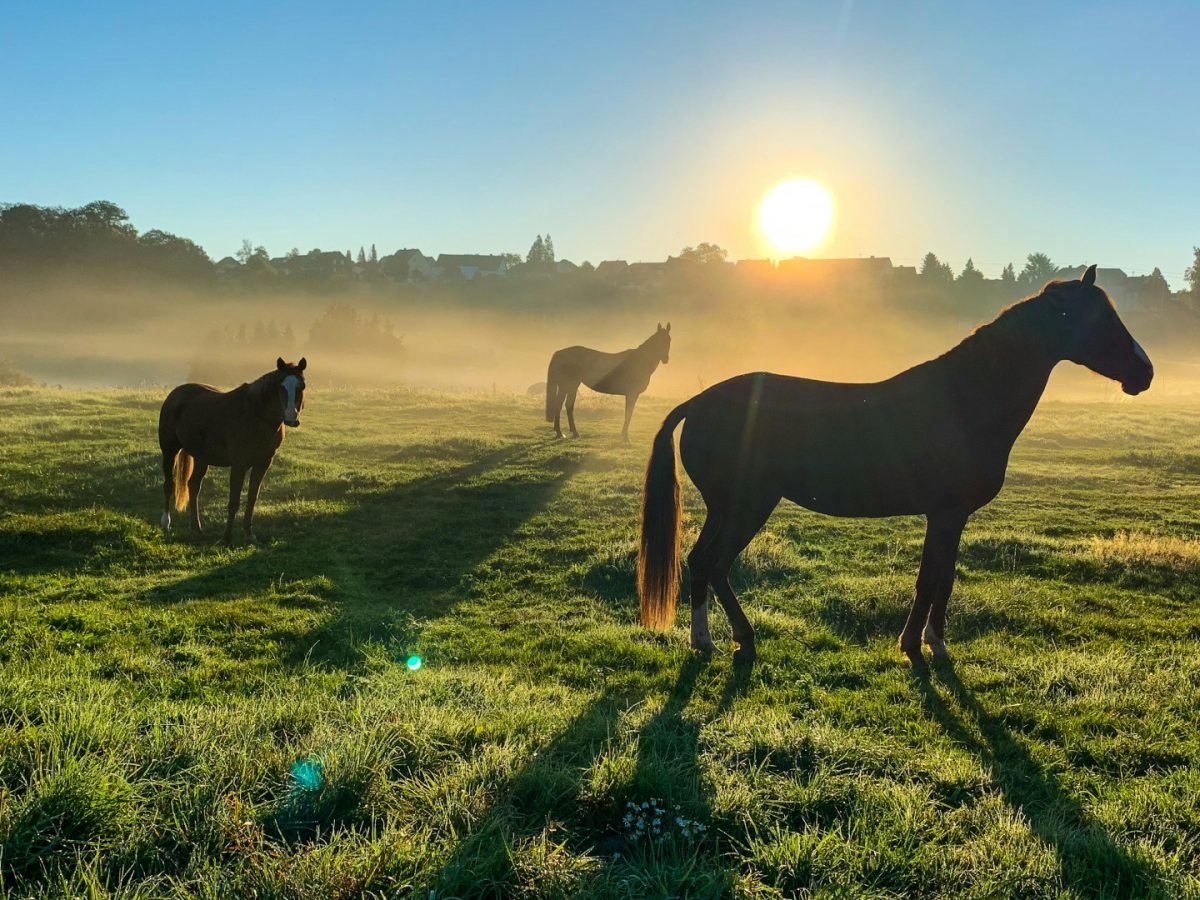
[501,252,522,267]
[357,247,366,265]
[1001,263,1016,284]
[958,257,984,284]
[1186,247,1200,296]
[678,242,728,265]
[137,229,212,278]
[543,234,555,263]
[580,260,595,272]
[1019,252,1056,288]
[527,235,547,264]
[920,252,953,282]
[369,244,378,264]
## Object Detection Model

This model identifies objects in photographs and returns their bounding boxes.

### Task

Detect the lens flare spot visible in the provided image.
[406,655,423,671]
[290,758,323,791]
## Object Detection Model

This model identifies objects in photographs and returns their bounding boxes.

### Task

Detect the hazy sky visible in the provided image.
[3,1,1197,282]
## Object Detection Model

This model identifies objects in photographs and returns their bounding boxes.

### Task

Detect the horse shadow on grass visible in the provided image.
[140,441,585,672]
[426,653,750,896]
[916,665,1170,897]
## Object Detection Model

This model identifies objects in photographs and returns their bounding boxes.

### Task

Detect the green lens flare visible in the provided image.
[406,655,423,671]
[290,758,323,791]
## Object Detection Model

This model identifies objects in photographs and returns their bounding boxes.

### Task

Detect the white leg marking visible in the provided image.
[161,511,171,535]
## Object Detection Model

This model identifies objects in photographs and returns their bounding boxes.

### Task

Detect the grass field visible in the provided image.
[1,386,1199,898]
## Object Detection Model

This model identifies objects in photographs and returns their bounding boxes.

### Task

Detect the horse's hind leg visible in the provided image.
[565,384,580,437]
[687,509,724,653]
[709,495,779,664]
[900,511,968,672]
[552,383,568,439]
[187,460,209,532]
[160,445,179,535]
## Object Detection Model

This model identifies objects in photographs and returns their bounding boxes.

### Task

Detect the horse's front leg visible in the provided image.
[223,464,248,548]
[621,394,638,442]
[899,511,967,672]
[242,461,270,544]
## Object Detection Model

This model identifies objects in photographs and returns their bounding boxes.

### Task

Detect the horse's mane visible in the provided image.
[244,368,283,401]
[937,280,1077,364]
[638,331,664,351]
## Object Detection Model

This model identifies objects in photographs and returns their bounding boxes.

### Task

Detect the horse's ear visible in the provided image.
[276,357,286,370]
[656,322,662,331]
[1081,264,1097,287]
[665,322,671,332]
[298,357,307,371]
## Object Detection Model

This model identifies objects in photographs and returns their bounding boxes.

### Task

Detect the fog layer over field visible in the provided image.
[4,273,1200,401]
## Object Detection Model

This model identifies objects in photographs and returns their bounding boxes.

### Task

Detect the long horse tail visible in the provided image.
[638,401,689,629]
[545,356,558,422]
[172,450,194,512]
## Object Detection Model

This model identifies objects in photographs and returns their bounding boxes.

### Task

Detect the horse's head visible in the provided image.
[1039,265,1152,395]
[648,322,671,364]
[275,356,307,426]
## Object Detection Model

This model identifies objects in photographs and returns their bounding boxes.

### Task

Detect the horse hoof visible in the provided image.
[691,639,717,654]
[926,641,952,664]
[733,646,756,667]
[901,645,929,675]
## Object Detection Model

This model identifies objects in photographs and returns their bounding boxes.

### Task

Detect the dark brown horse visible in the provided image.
[158,357,307,546]
[546,323,671,440]
[638,266,1153,671]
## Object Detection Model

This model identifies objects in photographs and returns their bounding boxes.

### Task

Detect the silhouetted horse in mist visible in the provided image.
[158,357,307,547]
[638,266,1153,671]
[546,323,671,440]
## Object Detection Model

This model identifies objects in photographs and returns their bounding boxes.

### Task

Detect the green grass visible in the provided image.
[1,386,1199,898]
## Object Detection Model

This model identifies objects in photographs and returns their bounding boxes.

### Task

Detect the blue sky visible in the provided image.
[3,1,1197,282]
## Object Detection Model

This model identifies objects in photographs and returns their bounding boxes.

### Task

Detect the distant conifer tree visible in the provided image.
[527,235,546,264]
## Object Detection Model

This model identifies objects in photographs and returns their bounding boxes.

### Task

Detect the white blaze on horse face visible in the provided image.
[1132,338,1152,374]
[282,375,301,424]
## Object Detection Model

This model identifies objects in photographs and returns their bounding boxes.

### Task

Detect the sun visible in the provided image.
[758,178,834,256]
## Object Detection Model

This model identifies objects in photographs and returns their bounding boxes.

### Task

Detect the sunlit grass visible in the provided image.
[0,388,1198,896]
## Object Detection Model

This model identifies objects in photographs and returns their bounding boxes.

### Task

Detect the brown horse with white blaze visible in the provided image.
[546,323,671,440]
[158,357,307,546]
[638,266,1153,671]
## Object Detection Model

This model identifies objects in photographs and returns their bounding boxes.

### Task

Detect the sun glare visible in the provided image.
[758,178,834,256]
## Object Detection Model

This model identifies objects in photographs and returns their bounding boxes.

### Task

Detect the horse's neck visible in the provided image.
[243,377,283,427]
[631,343,661,373]
[938,318,1057,441]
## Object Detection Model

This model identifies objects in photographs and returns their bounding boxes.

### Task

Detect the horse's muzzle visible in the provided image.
[1121,368,1153,396]
[286,417,301,427]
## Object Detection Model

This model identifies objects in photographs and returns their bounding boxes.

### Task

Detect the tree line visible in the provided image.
[3,201,1199,304]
